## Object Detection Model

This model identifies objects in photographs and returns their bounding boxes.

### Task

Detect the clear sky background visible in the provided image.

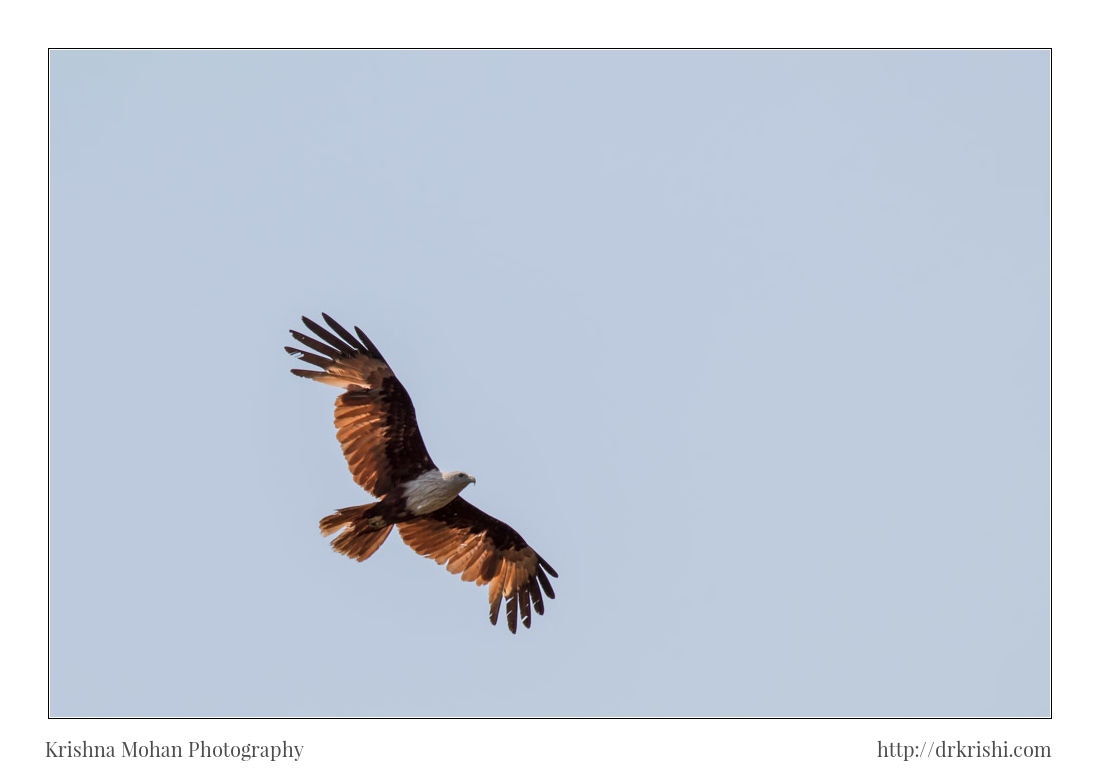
[48,49,1050,717]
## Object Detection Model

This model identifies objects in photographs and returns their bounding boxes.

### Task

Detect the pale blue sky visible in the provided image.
[49,49,1050,717]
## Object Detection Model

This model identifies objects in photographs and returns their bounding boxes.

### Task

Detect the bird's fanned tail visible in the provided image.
[319,503,394,562]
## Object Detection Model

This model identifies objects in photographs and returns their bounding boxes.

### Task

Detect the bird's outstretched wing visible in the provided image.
[286,314,436,497]
[398,497,558,633]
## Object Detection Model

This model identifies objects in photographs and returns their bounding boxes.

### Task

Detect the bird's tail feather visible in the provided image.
[320,503,393,562]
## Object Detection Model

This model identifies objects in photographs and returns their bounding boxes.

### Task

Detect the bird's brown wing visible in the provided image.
[286,313,435,497]
[398,497,558,633]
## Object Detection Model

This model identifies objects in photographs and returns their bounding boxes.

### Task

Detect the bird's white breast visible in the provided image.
[402,469,465,515]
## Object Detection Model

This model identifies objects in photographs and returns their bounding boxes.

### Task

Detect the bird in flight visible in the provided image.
[286,314,557,633]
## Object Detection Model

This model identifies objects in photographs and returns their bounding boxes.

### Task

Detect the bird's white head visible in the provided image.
[443,470,477,490]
